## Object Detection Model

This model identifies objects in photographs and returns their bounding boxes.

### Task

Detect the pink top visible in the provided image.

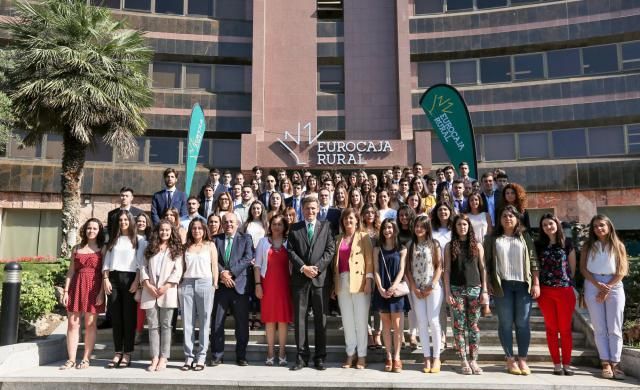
[338,239,351,274]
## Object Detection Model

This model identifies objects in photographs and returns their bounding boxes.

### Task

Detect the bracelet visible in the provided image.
[103,277,109,280]
[255,282,262,285]
[63,290,68,293]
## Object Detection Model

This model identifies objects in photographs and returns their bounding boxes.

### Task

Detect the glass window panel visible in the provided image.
[214,65,245,92]
[446,0,473,11]
[212,139,241,168]
[588,126,625,156]
[155,0,183,14]
[116,137,145,162]
[214,0,246,19]
[186,65,212,89]
[628,124,640,154]
[153,62,181,89]
[45,134,63,160]
[582,45,618,75]
[318,65,344,92]
[513,53,544,80]
[86,139,112,162]
[477,0,507,9]
[188,0,214,16]
[484,133,516,161]
[431,136,448,163]
[547,48,581,78]
[415,0,444,14]
[90,0,120,8]
[518,132,548,159]
[149,137,179,164]
[9,133,41,159]
[480,56,511,83]
[622,41,640,70]
[418,62,446,88]
[183,139,210,165]
[511,0,539,3]
[450,60,477,85]
[124,0,150,11]
[552,129,587,158]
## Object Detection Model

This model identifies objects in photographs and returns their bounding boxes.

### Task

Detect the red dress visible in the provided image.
[67,251,105,314]
[260,245,293,323]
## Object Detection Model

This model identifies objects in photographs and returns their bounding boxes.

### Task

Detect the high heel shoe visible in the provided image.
[392,359,402,373]
[430,358,441,374]
[506,358,521,375]
[384,358,393,372]
[117,353,131,368]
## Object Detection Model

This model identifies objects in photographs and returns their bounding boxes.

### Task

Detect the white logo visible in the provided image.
[277,122,324,166]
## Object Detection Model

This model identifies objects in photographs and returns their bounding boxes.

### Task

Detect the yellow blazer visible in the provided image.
[332,231,374,294]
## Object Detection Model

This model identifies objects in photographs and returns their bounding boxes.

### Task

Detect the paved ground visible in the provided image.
[1,360,638,390]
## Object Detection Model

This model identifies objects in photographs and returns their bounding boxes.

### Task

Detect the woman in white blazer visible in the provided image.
[140,219,184,372]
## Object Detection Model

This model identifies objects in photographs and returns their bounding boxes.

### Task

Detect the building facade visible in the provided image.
[1,0,639,259]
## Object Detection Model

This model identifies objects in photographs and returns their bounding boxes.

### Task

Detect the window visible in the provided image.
[188,0,214,16]
[0,209,62,259]
[450,60,477,85]
[86,139,113,162]
[518,132,548,159]
[9,132,41,159]
[212,139,241,168]
[446,0,473,11]
[588,126,625,156]
[186,65,212,90]
[214,0,246,19]
[513,53,544,80]
[582,44,618,75]
[149,137,179,164]
[214,65,245,92]
[552,129,587,158]
[480,56,511,83]
[622,41,640,70]
[418,62,446,88]
[477,0,507,9]
[628,124,640,154]
[155,0,183,14]
[116,137,145,163]
[318,66,344,93]
[153,63,181,89]
[124,0,150,11]
[45,134,63,160]
[90,0,119,8]
[484,133,516,161]
[547,48,581,78]
[183,139,210,165]
[415,0,444,14]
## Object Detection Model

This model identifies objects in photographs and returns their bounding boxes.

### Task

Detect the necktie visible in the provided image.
[320,208,326,220]
[205,199,211,216]
[167,190,173,207]
[293,197,298,211]
[224,236,232,266]
[307,222,314,242]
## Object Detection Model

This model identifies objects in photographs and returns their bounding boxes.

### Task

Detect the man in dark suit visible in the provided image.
[287,196,336,371]
[150,168,188,225]
[106,186,143,237]
[480,172,499,227]
[210,212,254,367]
[285,180,304,221]
[317,188,340,235]
[436,164,456,196]
[199,184,215,219]
[258,175,279,207]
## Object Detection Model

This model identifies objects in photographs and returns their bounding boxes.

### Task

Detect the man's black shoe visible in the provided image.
[314,359,326,371]
[290,359,308,371]
[236,359,249,366]
[209,357,223,366]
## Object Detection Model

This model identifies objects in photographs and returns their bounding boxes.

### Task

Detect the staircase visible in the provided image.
[89,303,599,365]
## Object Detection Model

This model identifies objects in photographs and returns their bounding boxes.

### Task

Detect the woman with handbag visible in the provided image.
[444,214,488,375]
[140,219,184,371]
[373,218,409,373]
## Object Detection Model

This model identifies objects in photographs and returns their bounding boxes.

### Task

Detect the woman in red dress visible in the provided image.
[60,218,106,370]
[254,214,293,366]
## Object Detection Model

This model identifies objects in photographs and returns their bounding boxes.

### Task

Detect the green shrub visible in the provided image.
[624,258,640,322]
[19,273,57,322]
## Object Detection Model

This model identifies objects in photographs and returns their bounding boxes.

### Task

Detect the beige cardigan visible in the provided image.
[140,249,183,310]
[332,231,374,294]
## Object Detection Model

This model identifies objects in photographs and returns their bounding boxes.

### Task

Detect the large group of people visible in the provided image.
[59,163,628,380]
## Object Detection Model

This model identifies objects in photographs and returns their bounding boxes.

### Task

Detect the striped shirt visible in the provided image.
[496,235,525,282]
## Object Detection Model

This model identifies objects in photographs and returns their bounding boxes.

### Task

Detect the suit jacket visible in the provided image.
[151,189,188,224]
[198,197,215,219]
[258,190,280,208]
[436,181,453,197]
[139,250,183,310]
[332,231,373,294]
[107,206,143,234]
[213,232,254,294]
[287,220,336,288]
[285,196,304,220]
[318,207,340,235]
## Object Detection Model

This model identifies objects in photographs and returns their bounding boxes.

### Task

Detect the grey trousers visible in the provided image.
[146,306,174,359]
[180,278,215,365]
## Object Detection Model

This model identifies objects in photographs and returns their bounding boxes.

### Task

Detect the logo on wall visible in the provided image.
[276,122,324,165]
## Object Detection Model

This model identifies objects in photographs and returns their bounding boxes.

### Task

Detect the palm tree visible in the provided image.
[1,0,153,256]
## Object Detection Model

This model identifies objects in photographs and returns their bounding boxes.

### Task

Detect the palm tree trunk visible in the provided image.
[60,131,86,257]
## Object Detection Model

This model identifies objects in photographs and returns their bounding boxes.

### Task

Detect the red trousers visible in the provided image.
[537,286,575,365]
[136,302,145,332]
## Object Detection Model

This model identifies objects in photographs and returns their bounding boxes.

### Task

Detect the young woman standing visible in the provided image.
[465,192,492,244]
[431,202,453,350]
[377,190,397,222]
[580,215,629,380]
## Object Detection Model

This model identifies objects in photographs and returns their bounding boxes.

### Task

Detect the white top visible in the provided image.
[587,241,617,275]
[411,241,436,289]
[496,235,525,282]
[103,235,147,272]
[467,212,489,244]
[433,227,451,260]
[245,221,266,249]
[378,208,397,222]
[183,244,214,279]
[254,236,288,278]
[150,249,169,282]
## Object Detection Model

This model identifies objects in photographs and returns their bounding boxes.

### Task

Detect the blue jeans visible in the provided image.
[494,280,532,358]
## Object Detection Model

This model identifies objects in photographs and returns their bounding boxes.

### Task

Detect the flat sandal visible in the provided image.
[59,360,75,370]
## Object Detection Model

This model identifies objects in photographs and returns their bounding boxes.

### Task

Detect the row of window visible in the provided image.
[418,41,640,87]
[318,65,344,93]
[432,124,640,163]
[2,135,241,168]
[152,62,250,92]
[89,0,248,19]
[414,0,557,14]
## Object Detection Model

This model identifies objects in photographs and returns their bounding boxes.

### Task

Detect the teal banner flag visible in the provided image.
[185,103,206,196]
[419,84,478,179]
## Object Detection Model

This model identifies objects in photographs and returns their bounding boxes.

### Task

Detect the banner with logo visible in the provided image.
[185,103,206,196]
[419,84,478,179]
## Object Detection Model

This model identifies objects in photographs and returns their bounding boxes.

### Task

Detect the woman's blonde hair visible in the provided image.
[584,214,628,276]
